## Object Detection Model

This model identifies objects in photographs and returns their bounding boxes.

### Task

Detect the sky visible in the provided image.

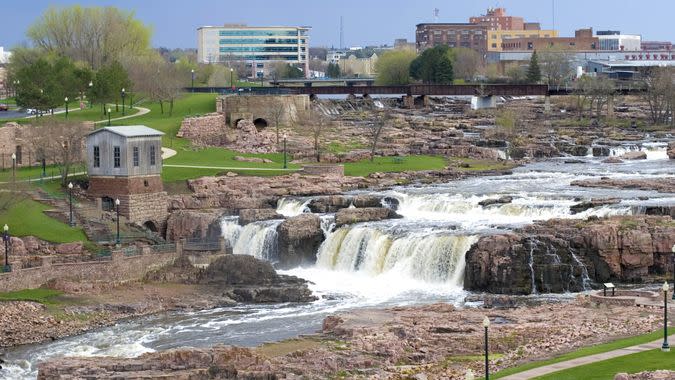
[2,0,675,50]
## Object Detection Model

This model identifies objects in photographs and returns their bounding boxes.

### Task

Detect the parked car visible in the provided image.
[0,104,8,111]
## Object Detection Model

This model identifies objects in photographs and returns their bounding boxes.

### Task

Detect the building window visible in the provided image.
[491,43,497,48]
[133,147,139,167]
[113,146,120,168]
[150,145,156,166]
[93,146,100,168]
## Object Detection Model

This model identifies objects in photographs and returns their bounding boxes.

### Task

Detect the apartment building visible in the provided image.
[469,7,524,31]
[197,24,310,77]
[415,23,488,55]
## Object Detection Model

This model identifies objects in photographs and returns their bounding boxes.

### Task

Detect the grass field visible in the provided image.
[534,348,675,380]
[344,155,447,177]
[0,163,85,183]
[0,288,63,304]
[0,196,88,243]
[492,329,675,379]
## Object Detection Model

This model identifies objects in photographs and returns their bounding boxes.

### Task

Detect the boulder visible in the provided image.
[592,146,610,157]
[165,210,224,241]
[238,209,283,225]
[351,195,383,208]
[668,142,675,160]
[335,207,402,227]
[55,242,83,255]
[602,157,624,164]
[233,156,273,164]
[478,196,513,207]
[307,195,352,213]
[621,151,647,160]
[276,214,324,269]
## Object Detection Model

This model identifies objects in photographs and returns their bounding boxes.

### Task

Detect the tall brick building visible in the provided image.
[86,126,168,233]
[469,7,524,31]
[415,23,488,55]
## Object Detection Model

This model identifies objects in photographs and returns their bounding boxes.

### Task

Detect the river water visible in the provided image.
[2,142,674,379]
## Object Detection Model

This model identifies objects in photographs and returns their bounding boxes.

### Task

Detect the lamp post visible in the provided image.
[11,153,16,184]
[672,244,675,300]
[88,81,93,108]
[2,224,10,273]
[663,282,670,352]
[483,316,490,380]
[115,198,121,245]
[121,88,126,116]
[64,97,69,119]
[191,69,195,92]
[107,108,112,126]
[230,68,235,91]
[283,133,288,169]
[67,182,75,227]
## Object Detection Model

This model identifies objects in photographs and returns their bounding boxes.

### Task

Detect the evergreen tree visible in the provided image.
[326,63,341,78]
[409,45,454,84]
[526,51,542,84]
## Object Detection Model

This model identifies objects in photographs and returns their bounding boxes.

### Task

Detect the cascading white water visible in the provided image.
[221,218,281,261]
[528,239,538,294]
[276,198,311,217]
[316,225,477,285]
[570,251,592,291]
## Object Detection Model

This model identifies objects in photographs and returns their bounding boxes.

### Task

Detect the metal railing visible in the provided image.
[183,238,221,252]
[150,243,177,254]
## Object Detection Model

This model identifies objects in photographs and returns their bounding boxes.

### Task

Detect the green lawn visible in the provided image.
[0,196,88,243]
[493,329,675,379]
[535,348,675,380]
[0,288,63,304]
[3,102,136,124]
[0,163,85,183]
[344,155,447,177]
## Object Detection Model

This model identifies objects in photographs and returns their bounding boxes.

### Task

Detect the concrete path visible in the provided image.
[161,147,177,160]
[500,339,666,380]
[0,171,86,185]
[93,106,150,124]
[163,164,298,171]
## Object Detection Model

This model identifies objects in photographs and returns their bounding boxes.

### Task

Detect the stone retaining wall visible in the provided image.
[177,113,227,146]
[0,249,178,292]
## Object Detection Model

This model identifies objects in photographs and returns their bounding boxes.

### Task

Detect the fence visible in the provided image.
[183,238,222,252]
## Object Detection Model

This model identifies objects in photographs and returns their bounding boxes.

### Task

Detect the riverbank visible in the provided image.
[36,296,668,379]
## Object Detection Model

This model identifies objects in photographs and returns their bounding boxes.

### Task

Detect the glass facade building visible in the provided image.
[198,25,310,77]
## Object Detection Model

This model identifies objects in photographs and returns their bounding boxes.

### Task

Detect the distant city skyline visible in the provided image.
[2,0,674,50]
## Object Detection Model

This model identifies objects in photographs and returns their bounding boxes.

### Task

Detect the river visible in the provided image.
[2,142,673,379]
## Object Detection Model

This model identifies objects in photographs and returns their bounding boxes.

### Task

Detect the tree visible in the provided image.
[267,101,286,144]
[271,62,304,79]
[375,49,416,85]
[539,48,574,90]
[92,61,130,113]
[410,46,453,84]
[641,67,674,125]
[27,6,152,69]
[526,51,542,83]
[368,111,390,161]
[296,107,329,162]
[29,119,90,185]
[505,63,526,84]
[326,63,341,78]
[450,47,482,81]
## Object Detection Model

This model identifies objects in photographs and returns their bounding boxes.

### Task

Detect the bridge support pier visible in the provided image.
[402,95,414,109]
[470,96,497,110]
[415,95,430,108]
[544,95,551,114]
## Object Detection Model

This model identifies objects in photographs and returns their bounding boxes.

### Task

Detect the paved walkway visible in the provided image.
[161,147,177,160]
[500,338,666,380]
[163,164,298,171]
[93,106,150,124]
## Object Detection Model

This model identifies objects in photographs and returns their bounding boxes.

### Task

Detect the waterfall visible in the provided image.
[221,218,281,261]
[527,239,538,294]
[570,251,592,291]
[320,215,335,238]
[316,225,477,285]
[277,198,310,217]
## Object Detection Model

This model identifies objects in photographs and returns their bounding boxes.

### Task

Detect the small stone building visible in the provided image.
[86,126,168,234]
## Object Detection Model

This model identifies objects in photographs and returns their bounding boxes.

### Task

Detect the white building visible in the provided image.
[0,47,11,64]
[596,31,641,51]
[197,24,310,78]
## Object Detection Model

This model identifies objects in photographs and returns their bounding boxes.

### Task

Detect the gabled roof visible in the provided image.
[88,126,164,138]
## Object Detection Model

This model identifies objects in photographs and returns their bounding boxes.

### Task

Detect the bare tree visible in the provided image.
[30,119,90,185]
[451,47,483,81]
[642,67,674,125]
[267,101,286,144]
[539,48,574,90]
[296,107,330,162]
[368,111,390,162]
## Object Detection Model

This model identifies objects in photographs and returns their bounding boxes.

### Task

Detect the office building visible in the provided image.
[501,28,599,51]
[596,31,641,51]
[197,24,310,77]
[416,23,487,55]
[488,29,558,51]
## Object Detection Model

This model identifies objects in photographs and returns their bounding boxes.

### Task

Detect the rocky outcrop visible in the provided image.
[572,177,675,193]
[276,214,324,269]
[307,194,389,213]
[465,216,675,294]
[621,151,647,160]
[478,196,513,207]
[570,198,620,214]
[146,255,316,303]
[668,142,675,159]
[592,146,610,156]
[238,209,283,225]
[165,210,224,241]
[335,207,401,227]
[233,155,273,163]
[615,371,675,380]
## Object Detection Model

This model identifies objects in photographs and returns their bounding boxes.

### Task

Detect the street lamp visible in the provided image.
[483,316,490,380]
[107,108,112,126]
[67,182,75,227]
[64,97,69,119]
[11,153,16,184]
[191,69,195,92]
[283,133,288,169]
[2,224,10,273]
[663,282,670,352]
[115,198,121,245]
[230,68,235,91]
[88,81,93,108]
[121,88,126,116]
